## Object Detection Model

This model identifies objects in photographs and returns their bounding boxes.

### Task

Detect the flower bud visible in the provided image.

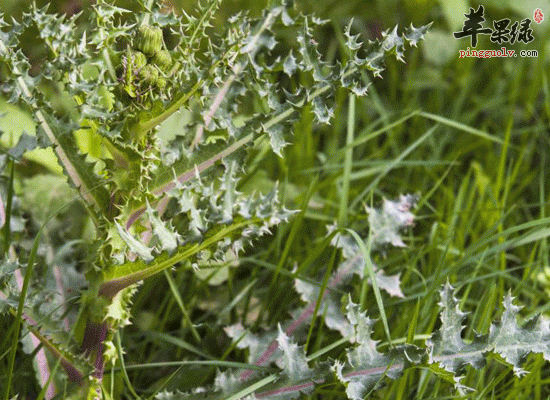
[134,50,148,68]
[135,25,164,56]
[138,64,159,85]
[156,77,167,89]
[151,49,172,70]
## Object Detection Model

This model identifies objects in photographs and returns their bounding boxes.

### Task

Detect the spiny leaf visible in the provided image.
[6,133,38,160]
[325,195,417,299]
[488,292,550,375]
[224,322,280,365]
[114,221,154,262]
[404,22,433,47]
[294,279,353,339]
[153,281,550,400]
[333,298,397,399]
[427,282,489,377]
[428,282,550,386]
[267,325,317,399]
[145,200,180,253]
[327,226,405,297]
[101,205,293,297]
[0,32,110,211]
[366,194,417,248]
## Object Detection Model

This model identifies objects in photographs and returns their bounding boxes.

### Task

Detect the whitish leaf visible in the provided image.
[312,96,334,125]
[346,299,379,350]
[294,279,353,339]
[322,194,417,299]
[366,194,417,248]
[145,201,180,253]
[327,225,405,298]
[224,323,280,364]
[276,324,314,381]
[114,222,154,262]
[428,283,550,385]
[263,123,289,157]
[214,369,242,395]
[264,325,317,399]
[155,389,203,399]
[427,282,487,377]
[488,292,550,375]
[333,298,424,399]
[404,22,433,47]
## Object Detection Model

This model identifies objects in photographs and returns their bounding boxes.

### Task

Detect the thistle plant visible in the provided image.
[1,0,548,399]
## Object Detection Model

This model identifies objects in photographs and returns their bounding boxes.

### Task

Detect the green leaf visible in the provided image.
[0,99,61,173]
[6,133,38,160]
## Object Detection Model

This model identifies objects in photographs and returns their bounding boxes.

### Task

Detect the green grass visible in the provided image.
[1,0,550,398]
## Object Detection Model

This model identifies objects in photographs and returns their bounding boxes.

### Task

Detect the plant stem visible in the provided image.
[338,94,355,227]
[81,320,109,380]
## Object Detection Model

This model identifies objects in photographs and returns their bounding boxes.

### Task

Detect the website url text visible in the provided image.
[459,47,538,58]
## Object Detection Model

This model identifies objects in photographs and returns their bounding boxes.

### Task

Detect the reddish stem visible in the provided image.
[82,320,109,379]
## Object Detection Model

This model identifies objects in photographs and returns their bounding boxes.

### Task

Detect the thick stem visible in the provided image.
[82,320,109,380]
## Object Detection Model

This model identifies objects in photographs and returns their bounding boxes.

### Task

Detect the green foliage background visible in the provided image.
[1,0,549,398]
